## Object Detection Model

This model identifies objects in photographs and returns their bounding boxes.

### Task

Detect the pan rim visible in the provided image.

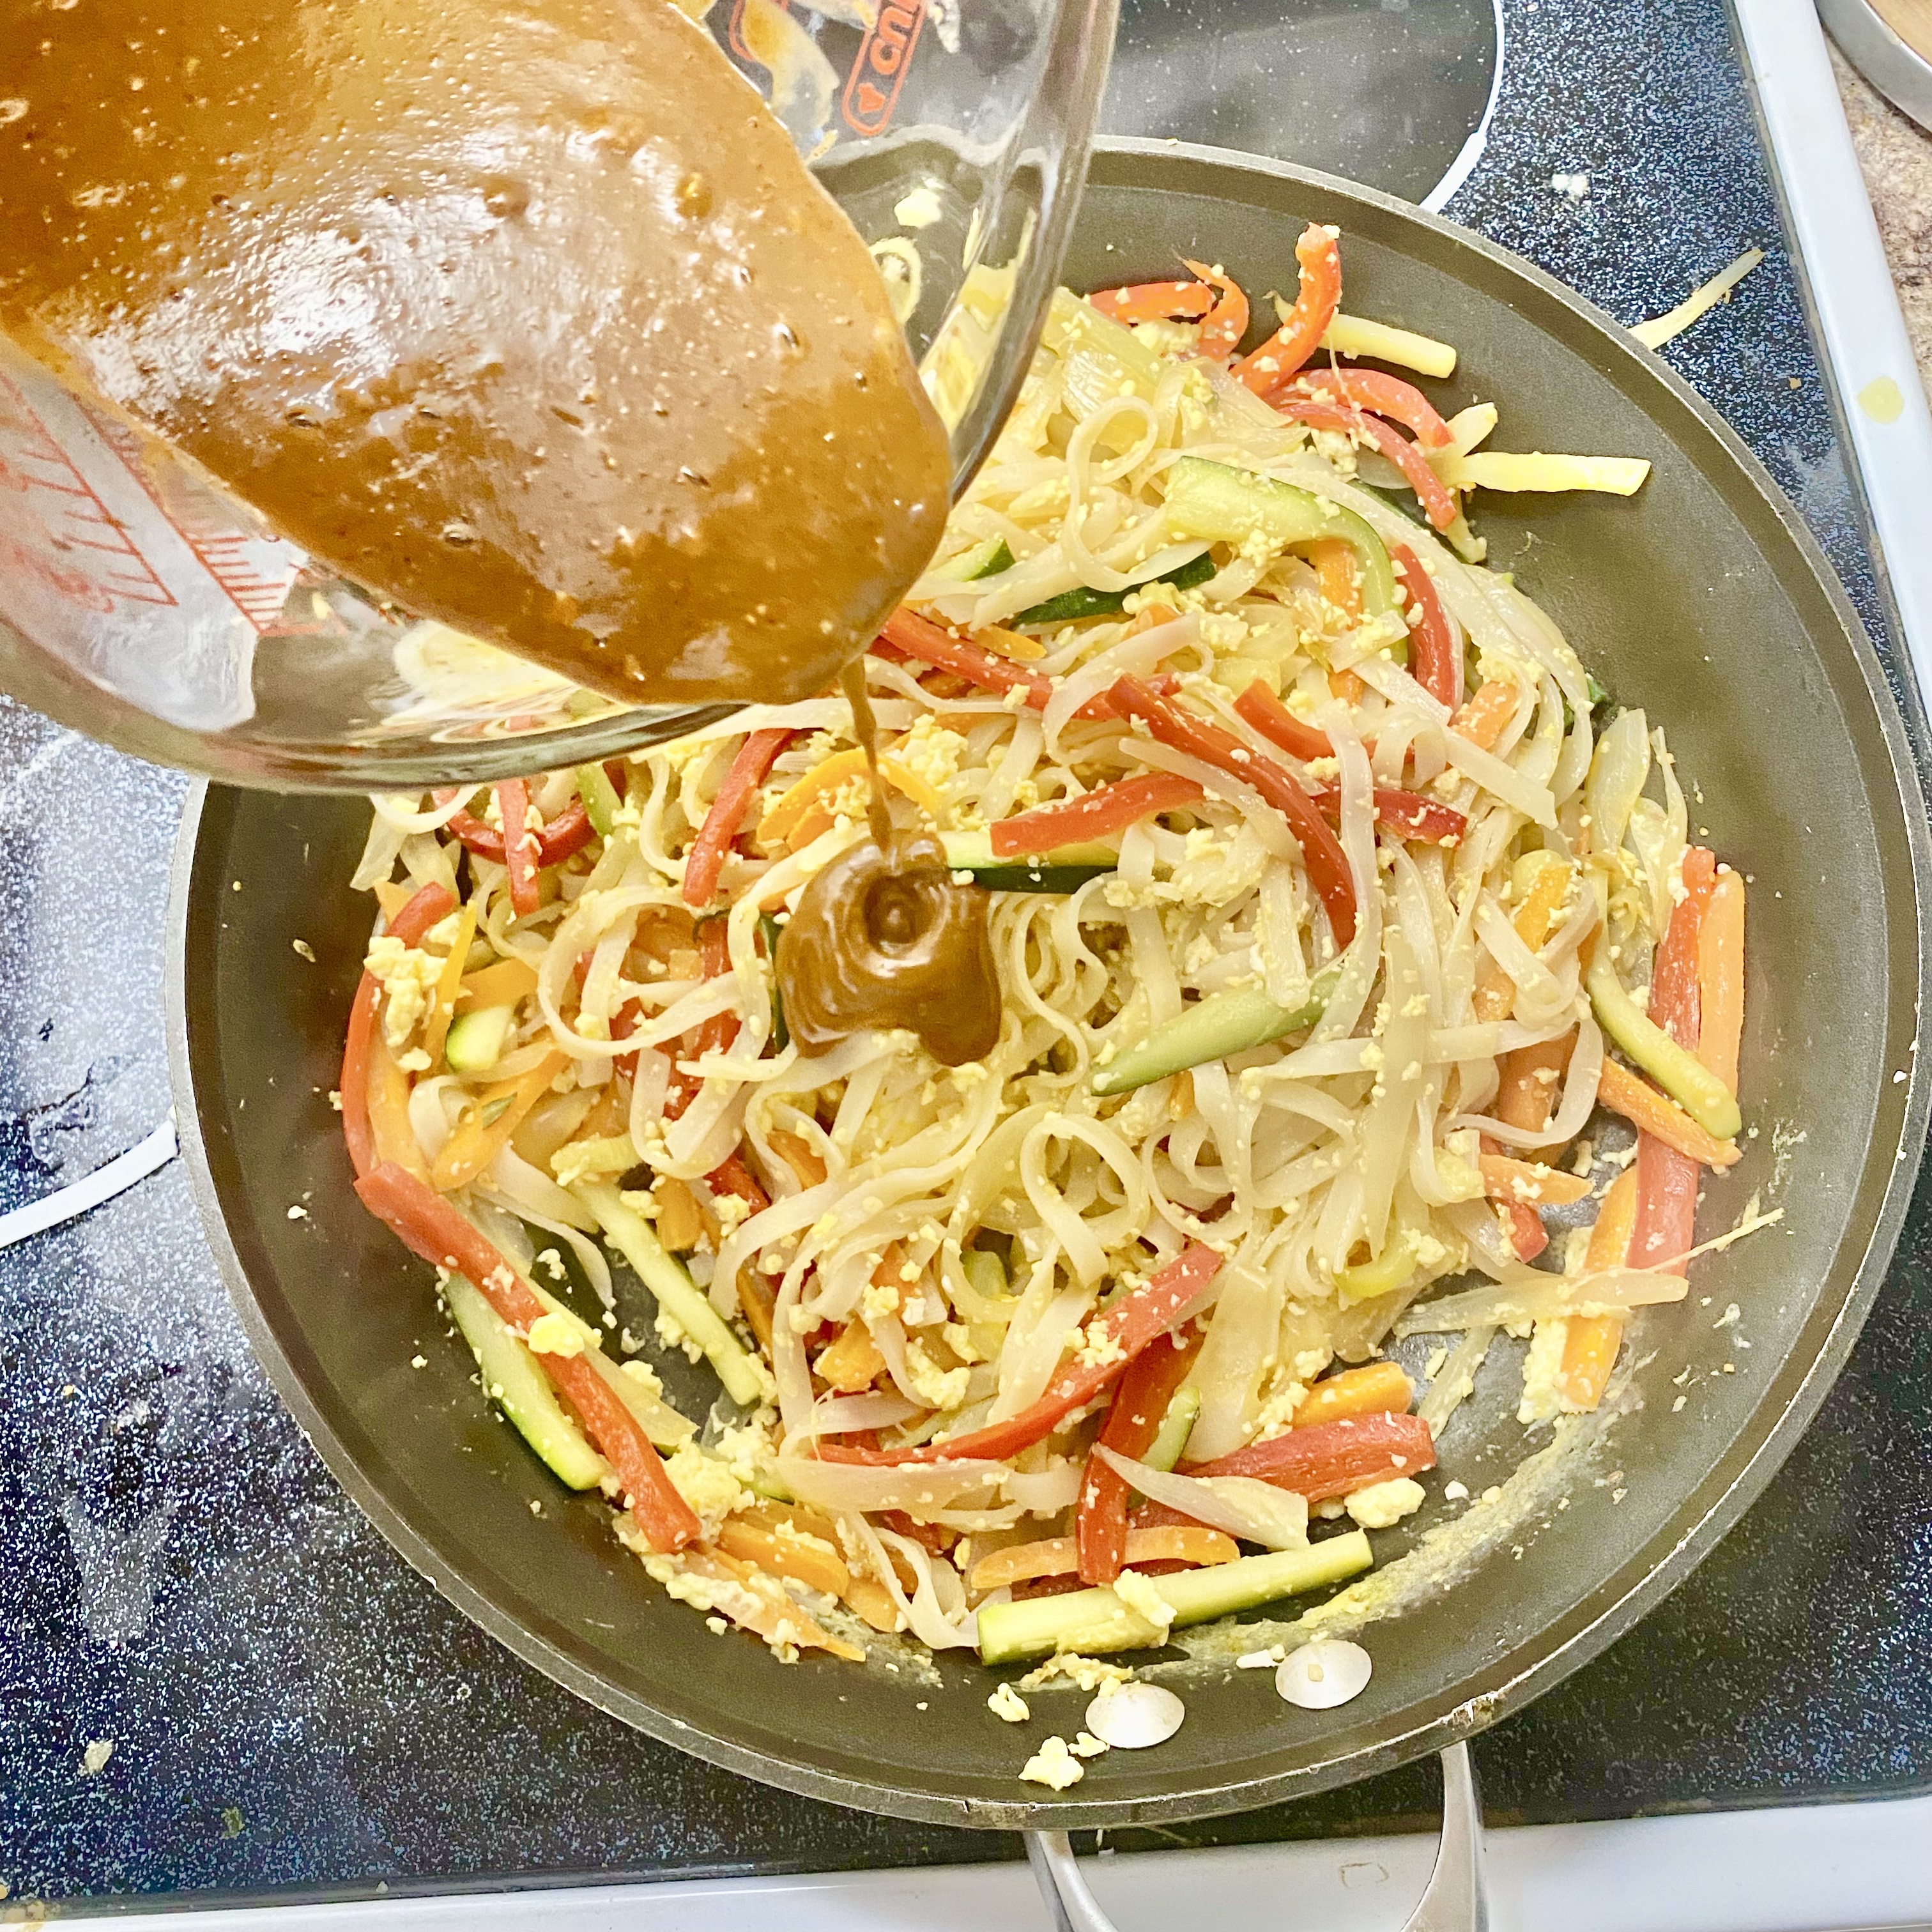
[167,140,1932,1831]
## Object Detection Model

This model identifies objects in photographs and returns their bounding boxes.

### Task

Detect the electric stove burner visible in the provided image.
[1103,0,1502,206]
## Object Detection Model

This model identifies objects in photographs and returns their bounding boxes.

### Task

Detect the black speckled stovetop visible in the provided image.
[3,0,1931,1909]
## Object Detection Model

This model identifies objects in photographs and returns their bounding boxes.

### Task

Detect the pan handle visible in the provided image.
[1023,1743,1490,1932]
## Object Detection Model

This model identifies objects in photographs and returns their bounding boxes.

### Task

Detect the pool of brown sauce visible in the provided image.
[774,663,1002,1068]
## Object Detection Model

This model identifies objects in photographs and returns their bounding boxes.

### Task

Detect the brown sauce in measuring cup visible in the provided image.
[774,662,1002,1067]
[0,0,951,707]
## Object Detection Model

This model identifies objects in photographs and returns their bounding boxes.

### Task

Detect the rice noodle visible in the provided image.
[339,258,1757,1669]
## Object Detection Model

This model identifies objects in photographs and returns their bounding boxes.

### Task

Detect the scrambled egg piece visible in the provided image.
[523,1312,585,1358]
[1344,1477,1428,1529]
[1019,1735,1085,1790]
[664,1445,753,1540]
[988,1682,1031,1723]
[364,935,442,1048]
[1112,1570,1175,1641]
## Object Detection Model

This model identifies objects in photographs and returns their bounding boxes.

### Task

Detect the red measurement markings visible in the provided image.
[0,372,176,610]
[726,0,926,140]
[82,405,298,632]
[842,0,924,135]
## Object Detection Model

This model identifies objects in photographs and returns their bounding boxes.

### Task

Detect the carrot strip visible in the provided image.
[1486,1148,1548,1262]
[498,779,540,917]
[1075,1324,1202,1586]
[990,772,1204,858]
[1108,675,1357,947]
[1392,544,1459,708]
[1650,848,1717,1042]
[1558,1169,1638,1411]
[339,884,456,1181]
[353,1162,699,1551]
[685,727,794,908]
[1182,259,1249,362]
[1310,535,1363,621]
[1290,1360,1414,1430]
[1232,222,1341,393]
[431,1050,569,1190]
[1484,1010,1572,1261]
[1597,1059,1740,1169]
[421,902,477,1068]
[1451,679,1521,752]
[975,1524,1236,1593]
[1480,1152,1593,1206]
[813,1243,1223,1467]
[1697,870,1745,1096]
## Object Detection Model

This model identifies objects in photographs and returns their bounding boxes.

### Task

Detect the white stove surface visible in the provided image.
[82,1790,1932,1929]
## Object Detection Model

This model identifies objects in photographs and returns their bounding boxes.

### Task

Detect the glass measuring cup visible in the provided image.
[0,0,1116,790]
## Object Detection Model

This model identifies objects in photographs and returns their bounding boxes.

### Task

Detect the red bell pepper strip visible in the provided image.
[1075,1324,1202,1586]
[873,607,1170,722]
[989,772,1206,858]
[663,919,742,1121]
[708,1149,770,1215]
[877,608,1053,704]
[1179,1410,1436,1495]
[444,765,626,867]
[1276,398,1461,534]
[1312,785,1467,845]
[1182,258,1250,362]
[684,727,795,908]
[1285,369,1453,447]
[1232,222,1342,394]
[1630,848,1716,1275]
[1089,279,1215,323]
[352,1161,700,1551]
[445,795,595,869]
[1391,544,1459,709]
[496,779,540,917]
[811,1243,1223,1467]
[1234,679,1334,763]
[339,883,456,1181]
[1108,675,1358,947]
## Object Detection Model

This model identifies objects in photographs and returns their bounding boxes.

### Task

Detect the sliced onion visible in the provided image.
[1004,1459,1085,1514]
[1085,1681,1185,1749]
[1276,1640,1372,1710]
[1094,1447,1309,1550]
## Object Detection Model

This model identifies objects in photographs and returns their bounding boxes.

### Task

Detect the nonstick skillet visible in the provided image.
[167,143,1932,1830]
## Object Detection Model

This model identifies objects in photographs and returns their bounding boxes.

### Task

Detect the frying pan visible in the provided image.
[167,144,1932,1830]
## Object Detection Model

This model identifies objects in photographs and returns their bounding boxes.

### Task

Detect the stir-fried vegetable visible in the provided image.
[1162,456,1399,617]
[1076,1325,1204,1584]
[1233,221,1342,394]
[332,227,1759,1680]
[976,1535,1373,1664]
[355,1162,700,1552]
[1093,963,1343,1096]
